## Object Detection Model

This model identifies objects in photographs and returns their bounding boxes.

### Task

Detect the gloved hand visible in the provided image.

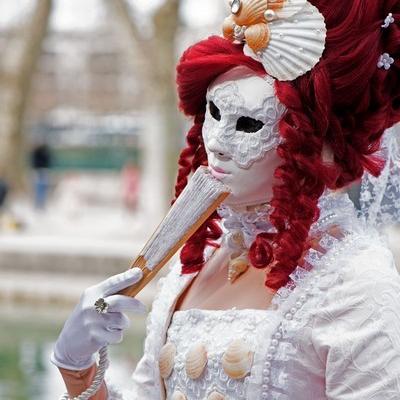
[51,267,146,371]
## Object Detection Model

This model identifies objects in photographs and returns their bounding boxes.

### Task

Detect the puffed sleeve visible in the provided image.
[105,345,157,400]
[103,307,161,400]
[312,243,400,399]
[106,260,185,400]
[127,312,160,398]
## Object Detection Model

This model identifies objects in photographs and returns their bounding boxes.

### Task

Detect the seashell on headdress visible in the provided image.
[223,0,327,81]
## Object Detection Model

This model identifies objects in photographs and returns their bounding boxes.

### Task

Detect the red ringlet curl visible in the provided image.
[249,233,274,269]
[174,0,400,291]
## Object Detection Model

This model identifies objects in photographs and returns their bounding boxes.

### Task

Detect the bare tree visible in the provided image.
[0,0,53,191]
[106,0,182,219]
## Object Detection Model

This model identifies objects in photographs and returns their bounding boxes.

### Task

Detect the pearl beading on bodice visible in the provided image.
[164,308,278,400]
[258,232,358,398]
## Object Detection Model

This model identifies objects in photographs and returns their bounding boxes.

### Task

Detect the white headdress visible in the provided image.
[223,0,327,81]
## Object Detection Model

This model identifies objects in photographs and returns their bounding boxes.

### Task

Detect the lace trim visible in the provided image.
[247,192,364,399]
[257,232,365,399]
[140,264,195,398]
[360,124,400,227]
[217,202,274,251]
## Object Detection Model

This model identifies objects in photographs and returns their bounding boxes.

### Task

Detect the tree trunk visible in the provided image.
[152,0,182,197]
[106,0,182,217]
[0,0,53,192]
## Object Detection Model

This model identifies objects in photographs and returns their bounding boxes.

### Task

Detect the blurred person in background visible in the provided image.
[0,172,9,228]
[30,142,52,210]
[121,160,140,210]
[50,1,400,399]
[0,175,9,212]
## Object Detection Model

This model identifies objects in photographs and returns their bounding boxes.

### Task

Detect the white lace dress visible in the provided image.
[106,192,400,400]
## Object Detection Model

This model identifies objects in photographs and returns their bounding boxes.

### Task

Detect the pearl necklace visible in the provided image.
[217,202,275,283]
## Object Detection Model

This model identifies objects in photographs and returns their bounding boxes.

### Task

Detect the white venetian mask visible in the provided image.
[203,67,285,169]
[202,66,286,206]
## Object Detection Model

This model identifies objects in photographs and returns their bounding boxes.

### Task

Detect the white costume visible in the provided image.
[106,183,400,400]
[51,1,400,397]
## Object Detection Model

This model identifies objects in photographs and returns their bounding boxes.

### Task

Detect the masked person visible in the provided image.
[51,1,400,399]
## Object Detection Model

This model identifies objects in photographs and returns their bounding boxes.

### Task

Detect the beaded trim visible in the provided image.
[259,232,358,398]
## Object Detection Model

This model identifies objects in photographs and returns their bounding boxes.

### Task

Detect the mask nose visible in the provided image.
[207,137,230,160]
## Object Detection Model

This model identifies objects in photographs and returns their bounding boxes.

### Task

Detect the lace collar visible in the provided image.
[217,202,275,252]
[217,190,359,252]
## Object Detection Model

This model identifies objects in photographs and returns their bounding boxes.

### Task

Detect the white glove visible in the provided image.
[51,267,146,371]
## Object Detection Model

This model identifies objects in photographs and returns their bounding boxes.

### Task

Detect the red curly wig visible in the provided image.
[174,0,400,291]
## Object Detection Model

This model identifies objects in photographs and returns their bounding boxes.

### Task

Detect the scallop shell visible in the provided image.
[244,2,327,81]
[171,390,187,400]
[185,342,208,379]
[234,0,269,26]
[222,339,254,379]
[245,22,270,53]
[159,342,176,379]
[207,391,226,400]
[274,0,307,19]
[223,15,235,41]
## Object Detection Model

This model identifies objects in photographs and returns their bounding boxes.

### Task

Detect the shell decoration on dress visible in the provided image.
[185,342,208,379]
[171,390,187,400]
[221,338,254,379]
[223,0,327,81]
[159,342,176,379]
[207,391,226,400]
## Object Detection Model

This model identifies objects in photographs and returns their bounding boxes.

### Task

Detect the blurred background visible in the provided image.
[0,1,399,399]
[0,1,228,398]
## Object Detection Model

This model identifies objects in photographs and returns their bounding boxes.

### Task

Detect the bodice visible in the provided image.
[164,308,278,399]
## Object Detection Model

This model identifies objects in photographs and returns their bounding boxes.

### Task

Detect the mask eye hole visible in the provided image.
[209,101,221,121]
[236,116,264,133]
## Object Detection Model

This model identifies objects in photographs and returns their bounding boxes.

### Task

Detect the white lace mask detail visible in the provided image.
[203,74,285,169]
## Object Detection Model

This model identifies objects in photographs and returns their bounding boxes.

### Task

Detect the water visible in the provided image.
[0,305,146,400]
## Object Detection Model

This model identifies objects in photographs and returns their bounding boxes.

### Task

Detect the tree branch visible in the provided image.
[0,0,53,189]
[106,0,157,79]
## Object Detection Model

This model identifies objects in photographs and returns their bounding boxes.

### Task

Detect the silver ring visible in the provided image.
[94,298,109,314]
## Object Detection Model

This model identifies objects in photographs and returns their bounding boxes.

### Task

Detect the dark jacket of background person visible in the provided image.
[31,144,52,170]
